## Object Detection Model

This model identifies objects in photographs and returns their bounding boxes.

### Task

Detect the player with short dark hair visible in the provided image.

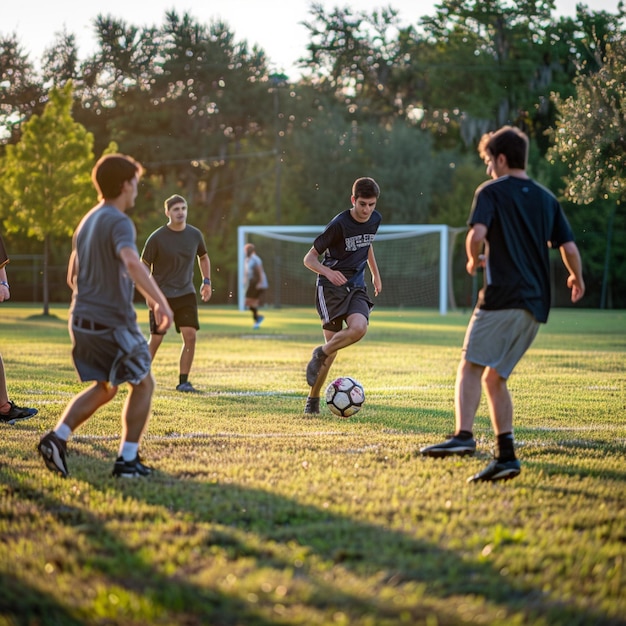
[141,194,212,392]
[421,126,585,482]
[38,154,173,478]
[302,177,382,415]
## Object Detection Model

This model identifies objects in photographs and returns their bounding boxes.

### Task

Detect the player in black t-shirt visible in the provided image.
[303,177,382,415]
[421,126,585,483]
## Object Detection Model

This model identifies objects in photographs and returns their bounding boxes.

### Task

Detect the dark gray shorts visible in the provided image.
[70,317,151,386]
[462,308,540,379]
[316,284,373,332]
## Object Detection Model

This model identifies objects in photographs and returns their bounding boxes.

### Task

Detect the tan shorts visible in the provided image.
[462,308,540,379]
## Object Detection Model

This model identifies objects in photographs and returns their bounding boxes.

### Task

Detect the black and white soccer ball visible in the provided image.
[325,376,365,417]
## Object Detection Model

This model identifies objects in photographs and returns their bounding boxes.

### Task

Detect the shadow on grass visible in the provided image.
[0,572,86,626]
[25,313,65,322]
[2,446,622,626]
[527,459,626,482]
[0,473,287,626]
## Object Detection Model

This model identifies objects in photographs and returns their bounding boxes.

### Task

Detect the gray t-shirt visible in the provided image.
[141,225,208,298]
[71,203,138,327]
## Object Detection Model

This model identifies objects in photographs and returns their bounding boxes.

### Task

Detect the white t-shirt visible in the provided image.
[245,253,268,289]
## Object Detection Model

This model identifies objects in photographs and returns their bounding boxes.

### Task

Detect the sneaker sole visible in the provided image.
[112,472,152,478]
[421,447,476,458]
[38,442,68,477]
[2,414,35,425]
[468,468,521,483]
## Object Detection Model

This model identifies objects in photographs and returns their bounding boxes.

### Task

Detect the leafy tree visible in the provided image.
[415,0,560,144]
[361,122,450,223]
[430,154,487,226]
[547,30,625,308]
[301,3,411,124]
[0,82,95,315]
[41,30,82,87]
[547,39,625,203]
[0,35,44,146]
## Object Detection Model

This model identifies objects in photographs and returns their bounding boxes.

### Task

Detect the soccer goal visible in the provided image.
[238,224,463,314]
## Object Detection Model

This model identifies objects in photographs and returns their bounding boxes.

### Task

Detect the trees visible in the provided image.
[416,0,565,146]
[301,4,411,123]
[0,82,94,315]
[547,29,625,308]
[1,3,624,307]
[0,35,44,146]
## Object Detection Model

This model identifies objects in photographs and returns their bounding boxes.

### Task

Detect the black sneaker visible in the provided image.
[306,346,327,386]
[112,455,154,478]
[176,381,198,393]
[0,401,38,425]
[303,396,320,415]
[467,458,521,483]
[37,431,69,477]
[420,435,477,458]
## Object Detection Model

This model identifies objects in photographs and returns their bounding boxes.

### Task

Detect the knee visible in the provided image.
[483,368,506,393]
[98,382,118,402]
[182,330,197,348]
[458,359,484,382]
[348,322,367,342]
[137,372,156,394]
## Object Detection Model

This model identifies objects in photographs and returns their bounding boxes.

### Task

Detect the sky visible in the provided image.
[3,0,623,79]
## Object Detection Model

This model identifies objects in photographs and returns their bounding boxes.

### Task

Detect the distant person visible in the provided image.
[421,126,585,482]
[0,235,38,425]
[141,194,212,393]
[243,243,268,329]
[302,177,382,415]
[38,154,173,478]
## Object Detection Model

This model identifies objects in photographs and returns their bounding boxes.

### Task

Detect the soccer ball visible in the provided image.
[325,376,365,417]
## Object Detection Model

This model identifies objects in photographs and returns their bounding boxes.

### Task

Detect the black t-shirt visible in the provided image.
[313,208,382,288]
[469,175,574,323]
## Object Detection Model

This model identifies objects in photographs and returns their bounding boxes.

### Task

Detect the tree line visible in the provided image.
[1,0,624,311]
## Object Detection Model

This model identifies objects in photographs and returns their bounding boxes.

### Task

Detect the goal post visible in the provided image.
[238,224,460,315]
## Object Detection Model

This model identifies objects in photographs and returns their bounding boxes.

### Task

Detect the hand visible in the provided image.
[326,270,347,286]
[200,283,212,303]
[466,254,486,276]
[372,277,382,296]
[153,301,173,334]
[567,275,585,303]
[0,284,9,303]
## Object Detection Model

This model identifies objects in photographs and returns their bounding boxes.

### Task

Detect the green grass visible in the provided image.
[1,304,625,625]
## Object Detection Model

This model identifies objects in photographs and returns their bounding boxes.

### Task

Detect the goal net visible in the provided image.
[238,225,463,314]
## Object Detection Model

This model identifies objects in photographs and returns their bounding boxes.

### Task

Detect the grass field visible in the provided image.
[1,304,625,626]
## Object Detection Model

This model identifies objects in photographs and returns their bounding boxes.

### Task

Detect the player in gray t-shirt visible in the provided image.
[141,194,212,393]
[38,154,173,479]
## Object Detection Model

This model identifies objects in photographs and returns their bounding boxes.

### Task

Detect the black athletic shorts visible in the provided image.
[316,284,373,332]
[245,285,267,301]
[150,292,199,335]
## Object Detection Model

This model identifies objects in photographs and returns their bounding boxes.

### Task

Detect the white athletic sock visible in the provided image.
[120,441,139,462]
[54,423,72,441]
